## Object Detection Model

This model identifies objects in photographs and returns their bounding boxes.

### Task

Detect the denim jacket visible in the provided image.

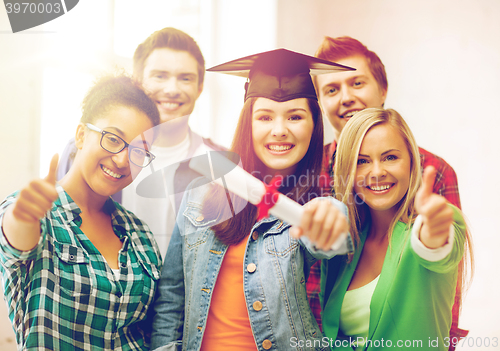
[151,179,350,351]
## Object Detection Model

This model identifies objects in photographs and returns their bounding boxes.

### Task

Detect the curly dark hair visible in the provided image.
[80,74,160,127]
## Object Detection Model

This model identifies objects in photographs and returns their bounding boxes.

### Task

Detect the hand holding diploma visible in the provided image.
[289,198,349,251]
[189,151,350,252]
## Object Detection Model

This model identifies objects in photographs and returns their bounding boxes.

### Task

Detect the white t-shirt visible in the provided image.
[122,134,190,259]
[122,133,211,259]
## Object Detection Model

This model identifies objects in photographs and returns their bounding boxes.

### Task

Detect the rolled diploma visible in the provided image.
[189,151,349,252]
[189,151,303,226]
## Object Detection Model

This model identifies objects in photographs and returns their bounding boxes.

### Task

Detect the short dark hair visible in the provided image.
[81,74,160,127]
[133,27,205,86]
[315,36,388,92]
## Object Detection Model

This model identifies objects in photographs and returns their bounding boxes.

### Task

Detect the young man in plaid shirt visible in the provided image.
[309,36,465,350]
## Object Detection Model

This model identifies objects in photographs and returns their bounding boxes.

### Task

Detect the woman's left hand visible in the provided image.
[415,166,454,249]
[290,199,348,251]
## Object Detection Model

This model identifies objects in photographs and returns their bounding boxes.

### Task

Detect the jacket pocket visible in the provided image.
[264,230,299,257]
[182,204,217,248]
[133,243,161,312]
[53,241,93,297]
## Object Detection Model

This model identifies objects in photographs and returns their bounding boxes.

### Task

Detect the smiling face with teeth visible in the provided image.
[251,98,314,177]
[316,55,387,141]
[353,123,411,218]
[73,105,155,199]
[141,48,203,125]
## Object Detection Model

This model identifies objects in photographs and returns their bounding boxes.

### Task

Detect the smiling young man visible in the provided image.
[307,36,465,349]
[133,30,205,148]
[121,28,223,258]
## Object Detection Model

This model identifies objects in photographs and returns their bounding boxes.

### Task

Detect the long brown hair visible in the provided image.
[202,97,324,246]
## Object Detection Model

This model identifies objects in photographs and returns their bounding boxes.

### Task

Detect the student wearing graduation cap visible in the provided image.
[150,49,354,351]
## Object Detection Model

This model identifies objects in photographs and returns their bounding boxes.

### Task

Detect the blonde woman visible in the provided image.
[321,108,473,350]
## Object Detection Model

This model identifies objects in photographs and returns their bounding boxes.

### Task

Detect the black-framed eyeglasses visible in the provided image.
[86,123,156,168]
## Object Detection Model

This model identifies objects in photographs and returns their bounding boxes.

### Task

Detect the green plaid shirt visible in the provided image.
[0,185,163,350]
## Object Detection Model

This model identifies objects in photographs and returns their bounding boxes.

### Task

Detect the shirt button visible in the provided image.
[69,254,75,261]
[262,339,272,349]
[121,262,127,268]
[252,231,259,240]
[196,215,204,222]
[247,263,257,273]
[253,301,263,311]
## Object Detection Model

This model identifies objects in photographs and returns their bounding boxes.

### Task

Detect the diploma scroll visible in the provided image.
[189,151,350,252]
[188,151,302,224]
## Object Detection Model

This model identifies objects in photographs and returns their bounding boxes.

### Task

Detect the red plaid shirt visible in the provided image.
[307,142,467,349]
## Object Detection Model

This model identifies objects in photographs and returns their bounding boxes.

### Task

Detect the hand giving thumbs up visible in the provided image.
[415,166,454,249]
[3,154,59,251]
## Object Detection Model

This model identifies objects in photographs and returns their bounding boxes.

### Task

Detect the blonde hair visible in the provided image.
[334,108,421,246]
[335,107,474,300]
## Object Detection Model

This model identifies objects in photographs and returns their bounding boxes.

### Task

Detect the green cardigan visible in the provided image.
[321,206,465,350]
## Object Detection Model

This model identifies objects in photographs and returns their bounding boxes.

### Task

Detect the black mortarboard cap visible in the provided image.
[207,48,355,102]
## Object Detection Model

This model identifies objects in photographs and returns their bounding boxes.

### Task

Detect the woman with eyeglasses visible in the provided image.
[0,75,162,350]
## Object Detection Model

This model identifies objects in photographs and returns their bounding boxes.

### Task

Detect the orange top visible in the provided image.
[200,235,257,350]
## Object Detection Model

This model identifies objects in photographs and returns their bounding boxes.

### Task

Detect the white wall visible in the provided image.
[0,14,44,200]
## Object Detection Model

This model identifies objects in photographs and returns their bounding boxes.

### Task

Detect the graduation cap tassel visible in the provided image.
[244,79,250,101]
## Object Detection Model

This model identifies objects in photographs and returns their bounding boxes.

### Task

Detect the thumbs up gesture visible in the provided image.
[415,166,454,249]
[12,154,59,223]
[3,154,59,251]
